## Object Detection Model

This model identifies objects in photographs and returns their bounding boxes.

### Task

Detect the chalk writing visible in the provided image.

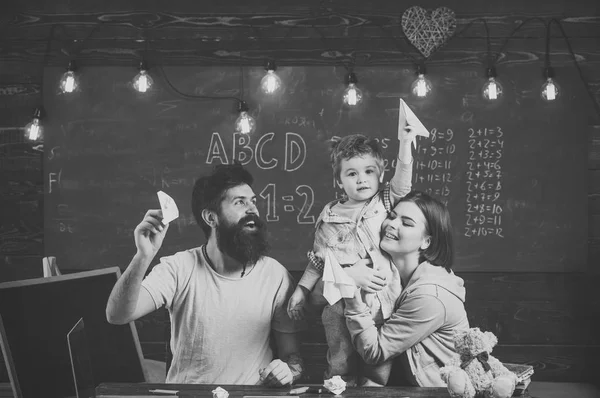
[259,183,316,224]
[415,128,455,205]
[204,132,306,171]
[464,127,504,238]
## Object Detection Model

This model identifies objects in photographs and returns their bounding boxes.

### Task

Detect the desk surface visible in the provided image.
[96,383,452,398]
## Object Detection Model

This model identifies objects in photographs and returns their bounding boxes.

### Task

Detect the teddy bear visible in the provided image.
[440,327,518,398]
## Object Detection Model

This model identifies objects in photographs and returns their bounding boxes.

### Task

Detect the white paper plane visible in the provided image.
[157,191,179,224]
[398,98,430,149]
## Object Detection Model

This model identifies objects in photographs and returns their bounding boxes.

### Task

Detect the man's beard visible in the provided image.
[215,213,270,266]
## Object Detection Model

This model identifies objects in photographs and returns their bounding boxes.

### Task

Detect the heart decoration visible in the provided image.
[401,6,457,58]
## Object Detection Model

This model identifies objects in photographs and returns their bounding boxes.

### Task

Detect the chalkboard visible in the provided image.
[43,65,588,272]
[0,268,146,398]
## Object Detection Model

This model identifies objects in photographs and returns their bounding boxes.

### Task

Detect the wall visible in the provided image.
[1,0,599,384]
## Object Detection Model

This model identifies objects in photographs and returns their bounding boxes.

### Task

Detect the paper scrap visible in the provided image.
[212,387,229,398]
[398,98,430,149]
[157,191,179,224]
[324,376,347,395]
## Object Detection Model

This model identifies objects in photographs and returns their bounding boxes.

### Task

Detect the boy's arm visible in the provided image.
[388,135,415,206]
[298,216,327,291]
[297,255,323,291]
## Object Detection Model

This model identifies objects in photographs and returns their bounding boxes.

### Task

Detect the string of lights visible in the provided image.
[21,14,599,142]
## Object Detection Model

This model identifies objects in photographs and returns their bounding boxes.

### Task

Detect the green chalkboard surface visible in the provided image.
[44,65,587,272]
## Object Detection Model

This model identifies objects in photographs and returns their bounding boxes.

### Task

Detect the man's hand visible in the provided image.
[259,359,294,387]
[287,286,309,321]
[134,209,169,259]
[344,259,387,293]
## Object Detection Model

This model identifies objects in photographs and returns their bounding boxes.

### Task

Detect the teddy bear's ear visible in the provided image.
[484,331,498,347]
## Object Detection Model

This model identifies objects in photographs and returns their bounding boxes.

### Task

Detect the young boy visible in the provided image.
[287,128,420,386]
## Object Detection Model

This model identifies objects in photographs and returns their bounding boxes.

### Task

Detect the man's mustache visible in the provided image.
[238,214,266,229]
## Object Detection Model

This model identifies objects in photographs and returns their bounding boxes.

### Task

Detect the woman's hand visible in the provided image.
[344,259,387,293]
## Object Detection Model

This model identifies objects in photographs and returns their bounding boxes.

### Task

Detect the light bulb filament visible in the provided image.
[64,75,75,92]
[240,115,251,134]
[416,78,427,97]
[262,71,281,94]
[487,81,497,100]
[138,73,149,92]
[545,81,556,101]
[347,85,357,105]
[27,119,40,140]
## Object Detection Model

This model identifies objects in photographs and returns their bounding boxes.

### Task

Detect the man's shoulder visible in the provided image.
[256,256,293,280]
[258,255,288,272]
[155,246,203,272]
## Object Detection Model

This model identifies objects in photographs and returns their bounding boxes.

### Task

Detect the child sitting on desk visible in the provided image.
[287,121,427,386]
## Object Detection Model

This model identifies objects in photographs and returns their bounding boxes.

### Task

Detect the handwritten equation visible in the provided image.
[464,127,504,238]
[415,128,455,205]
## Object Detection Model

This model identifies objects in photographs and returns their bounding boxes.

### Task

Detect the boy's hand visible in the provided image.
[287,286,309,320]
[398,125,417,164]
[399,125,417,143]
[345,259,387,293]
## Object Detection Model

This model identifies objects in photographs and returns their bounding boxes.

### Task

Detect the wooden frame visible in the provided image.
[0,314,23,398]
[0,267,148,397]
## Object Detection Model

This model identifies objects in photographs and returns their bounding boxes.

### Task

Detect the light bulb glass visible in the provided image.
[60,70,78,93]
[260,70,282,94]
[541,78,559,101]
[133,70,153,93]
[235,111,257,134]
[25,118,43,141]
[482,77,503,101]
[343,83,363,106]
[411,74,432,98]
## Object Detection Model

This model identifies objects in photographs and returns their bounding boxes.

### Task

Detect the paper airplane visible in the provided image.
[322,250,356,305]
[398,98,430,149]
[157,191,179,224]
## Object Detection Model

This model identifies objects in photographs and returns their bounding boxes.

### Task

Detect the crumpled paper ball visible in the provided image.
[212,386,229,398]
[324,376,347,395]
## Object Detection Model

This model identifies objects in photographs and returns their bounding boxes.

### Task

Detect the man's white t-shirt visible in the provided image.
[141,246,303,384]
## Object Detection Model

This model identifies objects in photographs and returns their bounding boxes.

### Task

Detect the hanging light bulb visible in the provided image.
[260,60,282,94]
[235,101,257,134]
[132,61,154,93]
[342,72,363,106]
[59,60,79,93]
[541,67,560,101]
[482,67,503,101]
[24,108,44,141]
[410,64,432,98]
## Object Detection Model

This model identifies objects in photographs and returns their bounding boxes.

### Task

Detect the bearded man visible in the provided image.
[106,163,305,386]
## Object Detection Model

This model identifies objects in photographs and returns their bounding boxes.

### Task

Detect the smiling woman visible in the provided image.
[344,190,469,387]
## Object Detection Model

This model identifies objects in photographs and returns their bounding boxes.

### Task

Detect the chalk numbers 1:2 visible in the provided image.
[259,183,316,224]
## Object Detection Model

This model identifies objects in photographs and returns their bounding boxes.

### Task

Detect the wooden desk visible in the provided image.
[95,383,451,398]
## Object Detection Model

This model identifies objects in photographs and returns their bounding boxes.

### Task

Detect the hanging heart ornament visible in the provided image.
[401,6,457,58]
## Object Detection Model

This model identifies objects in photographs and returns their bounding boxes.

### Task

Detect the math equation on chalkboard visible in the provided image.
[413,126,505,240]
[464,127,504,238]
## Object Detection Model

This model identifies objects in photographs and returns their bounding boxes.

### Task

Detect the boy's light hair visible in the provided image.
[329,134,385,182]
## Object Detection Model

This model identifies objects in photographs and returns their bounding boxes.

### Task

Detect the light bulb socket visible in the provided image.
[139,60,149,71]
[544,67,555,79]
[416,64,427,76]
[346,72,358,85]
[67,60,77,72]
[486,67,497,79]
[237,100,249,113]
[265,59,277,72]
[32,107,43,119]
